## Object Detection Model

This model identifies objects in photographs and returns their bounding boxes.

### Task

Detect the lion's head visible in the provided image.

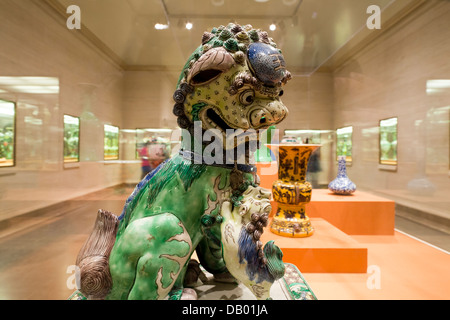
[173,23,290,163]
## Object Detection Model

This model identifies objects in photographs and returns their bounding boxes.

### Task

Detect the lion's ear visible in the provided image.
[187,47,235,86]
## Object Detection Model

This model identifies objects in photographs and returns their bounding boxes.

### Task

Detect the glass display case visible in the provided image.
[284,129,322,144]
[104,124,119,160]
[135,128,172,160]
[0,0,450,302]
[336,126,353,163]
[283,129,334,188]
[63,115,80,163]
[379,117,398,167]
[0,99,15,167]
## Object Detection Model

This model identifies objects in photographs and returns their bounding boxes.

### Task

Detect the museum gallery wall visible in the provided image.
[0,0,449,224]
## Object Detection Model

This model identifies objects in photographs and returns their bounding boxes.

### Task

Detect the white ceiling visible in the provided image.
[55,0,413,74]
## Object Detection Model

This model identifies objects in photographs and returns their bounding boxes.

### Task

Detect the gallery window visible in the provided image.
[379,117,398,167]
[63,115,80,163]
[336,126,353,163]
[104,124,119,160]
[0,99,15,167]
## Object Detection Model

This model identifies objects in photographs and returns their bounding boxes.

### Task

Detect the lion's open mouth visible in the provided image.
[203,107,234,132]
[198,106,263,163]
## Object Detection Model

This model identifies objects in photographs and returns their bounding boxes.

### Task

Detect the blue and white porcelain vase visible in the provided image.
[328,156,356,195]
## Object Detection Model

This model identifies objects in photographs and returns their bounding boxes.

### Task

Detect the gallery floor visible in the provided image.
[0,184,449,300]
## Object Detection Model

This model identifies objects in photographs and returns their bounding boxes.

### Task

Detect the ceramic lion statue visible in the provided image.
[74,23,291,300]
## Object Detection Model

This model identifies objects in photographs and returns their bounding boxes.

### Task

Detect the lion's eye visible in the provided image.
[239,90,255,105]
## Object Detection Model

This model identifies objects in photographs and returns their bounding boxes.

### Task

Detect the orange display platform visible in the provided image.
[261,218,368,273]
[306,189,395,235]
[256,162,395,236]
[256,161,278,190]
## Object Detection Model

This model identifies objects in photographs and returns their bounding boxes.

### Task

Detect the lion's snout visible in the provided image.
[248,101,288,129]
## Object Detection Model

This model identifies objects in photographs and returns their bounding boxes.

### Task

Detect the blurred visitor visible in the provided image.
[147,138,168,170]
[139,141,151,179]
[307,148,321,189]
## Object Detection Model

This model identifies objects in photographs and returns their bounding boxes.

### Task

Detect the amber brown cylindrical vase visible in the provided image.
[266,144,320,238]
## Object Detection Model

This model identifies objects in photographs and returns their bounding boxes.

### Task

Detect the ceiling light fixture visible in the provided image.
[185,21,193,30]
[154,23,169,30]
[269,23,277,31]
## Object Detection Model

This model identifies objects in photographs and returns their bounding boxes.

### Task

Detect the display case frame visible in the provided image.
[135,128,173,160]
[0,99,16,168]
[378,117,398,171]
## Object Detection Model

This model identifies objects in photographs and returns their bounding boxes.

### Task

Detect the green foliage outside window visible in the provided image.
[63,115,80,163]
[0,100,15,167]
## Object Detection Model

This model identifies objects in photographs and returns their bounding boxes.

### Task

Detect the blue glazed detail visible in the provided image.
[237,228,274,284]
[328,156,356,195]
[247,42,286,86]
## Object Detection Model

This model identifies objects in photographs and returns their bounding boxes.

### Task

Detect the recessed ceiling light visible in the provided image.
[269,23,276,31]
[154,23,169,30]
[185,22,193,30]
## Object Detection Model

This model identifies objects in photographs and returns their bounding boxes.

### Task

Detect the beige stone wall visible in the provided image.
[0,0,125,220]
[122,70,180,130]
[278,71,334,132]
[332,0,450,218]
[0,0,448,222]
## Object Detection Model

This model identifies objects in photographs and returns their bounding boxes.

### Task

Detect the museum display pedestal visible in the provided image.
[267,190,395,235]
[306,190,395,235]
[256,161,278,190]
[257,164,395,273]
[261,218,368,273]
